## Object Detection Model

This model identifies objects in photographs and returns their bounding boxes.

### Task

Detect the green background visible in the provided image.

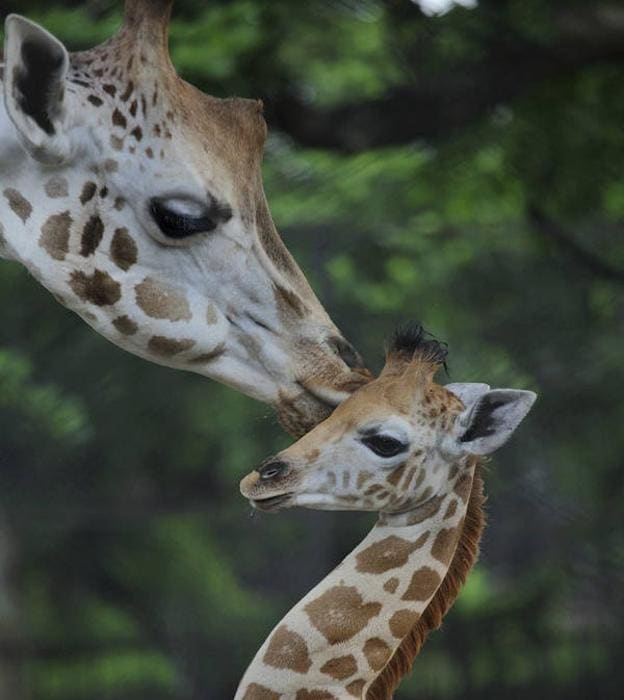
[0,1,622,698]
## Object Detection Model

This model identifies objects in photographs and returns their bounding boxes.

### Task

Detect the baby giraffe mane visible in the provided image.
[367,460,486,700]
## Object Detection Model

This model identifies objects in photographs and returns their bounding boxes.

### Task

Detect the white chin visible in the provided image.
[294,494,359,511]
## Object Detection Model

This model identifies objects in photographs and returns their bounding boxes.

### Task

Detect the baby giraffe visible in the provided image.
[237,325,536,700]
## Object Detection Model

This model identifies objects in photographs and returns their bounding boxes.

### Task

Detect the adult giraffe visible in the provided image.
[0,0,369,437]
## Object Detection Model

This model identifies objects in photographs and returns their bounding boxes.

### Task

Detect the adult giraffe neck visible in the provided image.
[236,458,482,700]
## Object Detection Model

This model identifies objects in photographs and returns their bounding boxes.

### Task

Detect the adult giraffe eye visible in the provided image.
[361,435,408,458]
[149,198,232,240]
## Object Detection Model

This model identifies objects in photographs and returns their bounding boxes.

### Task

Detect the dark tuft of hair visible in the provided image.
[389,322,448,367]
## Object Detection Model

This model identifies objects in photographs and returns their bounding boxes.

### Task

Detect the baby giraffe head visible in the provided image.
[241,324,536,514]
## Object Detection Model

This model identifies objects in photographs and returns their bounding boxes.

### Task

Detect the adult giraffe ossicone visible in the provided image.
[0,0,369,436]
[238,325,536,699]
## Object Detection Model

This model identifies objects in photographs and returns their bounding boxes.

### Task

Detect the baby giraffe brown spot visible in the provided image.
[136,277,192,321]
[110,228,137,271]
[39,212,72,261]
[454,472,472,503]
[401,566,442,602]
[356,533,429,575]
[389,609,420,638]
[80,216,105,257]
[444,499,458,519]
[320,654,357,681]
[356,470,373,489]
[263,625,312,674]
[148,336,195,357]
[3,188,32,223]
[346,680,366,697]
[242,684,281,700]
[363,637,392,671]
[69,270,121,306]
[295,691,336,700]
[387,463,409,487]
[80,182,97,205]
[112,315,138,336]
[431,524,462,565]
[304,585,381,644]
[44,177,69,198]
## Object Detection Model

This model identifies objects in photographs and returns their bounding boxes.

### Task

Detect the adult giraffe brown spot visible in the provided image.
[262,625,312,674]
[112,108,127,128]
[44,177,69,198]
[363,637,392,671]
[188,345,226,364]
[320,654,357,681]
[104,159,119,173]
[3,188,32,223]
[356,533,429,575]
[148,336,195,357]
[103,84,116,97]
[206,304,218,325]
[401,566,442,602]
[242,684,281,700]
[112,315,138,336]
[87,95,103,106]
[39,211,72,261]
[135,277,192,321]
[304,585,381,644]
[130,126,143,141]
[431,525,461,565]
[121,81,134,102]
[389,609,420,638]
[69,270,121,306]
[110,135,124,151]
[384,577,399,594]
[80,182,97,205]
[346,680,365,697]
[110,227,137,271]
[80,216,105,257]
[295,691,336,700]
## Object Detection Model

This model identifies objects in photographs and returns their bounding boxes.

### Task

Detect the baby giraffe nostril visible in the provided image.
[258,460,289,481]
[330,336,365,370]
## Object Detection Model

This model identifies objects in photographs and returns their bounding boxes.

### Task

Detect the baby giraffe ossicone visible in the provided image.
[237,325,536,700]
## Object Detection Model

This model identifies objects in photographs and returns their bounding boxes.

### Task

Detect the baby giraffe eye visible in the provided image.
[361,434,408,458]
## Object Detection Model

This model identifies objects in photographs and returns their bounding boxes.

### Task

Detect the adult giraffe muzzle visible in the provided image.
[0,0,370,436]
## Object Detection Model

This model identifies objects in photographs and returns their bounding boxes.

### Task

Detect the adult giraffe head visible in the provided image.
[0,0,370,436]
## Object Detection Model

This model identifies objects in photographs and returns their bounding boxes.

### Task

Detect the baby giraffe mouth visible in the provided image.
[249,493,295,513]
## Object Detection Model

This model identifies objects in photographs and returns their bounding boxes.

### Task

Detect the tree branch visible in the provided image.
[528,206,624,284]
[263,4,624,151]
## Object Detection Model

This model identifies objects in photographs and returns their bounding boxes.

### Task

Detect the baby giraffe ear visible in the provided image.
[456,389,537,456]
[446,382,491,407]
[3,15,72,163]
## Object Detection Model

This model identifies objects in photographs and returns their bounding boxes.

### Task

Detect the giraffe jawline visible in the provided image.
[250,493,294,513]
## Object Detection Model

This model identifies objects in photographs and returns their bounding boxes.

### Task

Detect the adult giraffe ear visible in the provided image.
[3,15,72,164]
[455,389,537,456]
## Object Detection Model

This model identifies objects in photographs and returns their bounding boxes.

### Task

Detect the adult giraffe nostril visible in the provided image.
[258,460,289,481]
[330,336,365,370]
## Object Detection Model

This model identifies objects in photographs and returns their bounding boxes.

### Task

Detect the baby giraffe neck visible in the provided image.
[236,457,478,700]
